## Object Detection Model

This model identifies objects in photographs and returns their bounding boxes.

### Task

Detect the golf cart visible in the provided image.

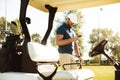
[0,0,119,80]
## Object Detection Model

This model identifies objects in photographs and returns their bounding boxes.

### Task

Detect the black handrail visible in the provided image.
[19,0,30,42]
[63,63,82,70]
[41,5,57,45]
[19,0,37,73]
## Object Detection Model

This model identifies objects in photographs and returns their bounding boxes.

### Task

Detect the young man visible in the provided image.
[56,13,82,70]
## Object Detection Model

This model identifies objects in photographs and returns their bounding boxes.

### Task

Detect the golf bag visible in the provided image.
[0,32,23,72]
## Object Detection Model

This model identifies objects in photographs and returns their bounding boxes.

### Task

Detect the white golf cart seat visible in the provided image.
[0,42,94,80]
[0,69,94,80]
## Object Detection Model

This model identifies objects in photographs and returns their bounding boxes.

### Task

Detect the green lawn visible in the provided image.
[83,66,115,80]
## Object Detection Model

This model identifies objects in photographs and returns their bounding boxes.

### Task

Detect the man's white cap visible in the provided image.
[67,13,77,24]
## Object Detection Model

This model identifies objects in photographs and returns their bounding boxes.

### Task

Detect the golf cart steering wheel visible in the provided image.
[89,39,108,57]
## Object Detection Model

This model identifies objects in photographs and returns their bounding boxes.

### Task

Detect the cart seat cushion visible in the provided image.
[0,69,94,80]
[68,69,95,80]
[0,71,76,80]
[27,42,59,62]
[0,72,38,80]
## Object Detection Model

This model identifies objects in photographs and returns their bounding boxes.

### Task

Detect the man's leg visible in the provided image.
[59,54,71,70]
[59,54,77,70]
[69,54,78,69]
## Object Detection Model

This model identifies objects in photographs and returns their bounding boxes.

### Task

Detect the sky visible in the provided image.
[0,0,120,59]
[80,3,120,54]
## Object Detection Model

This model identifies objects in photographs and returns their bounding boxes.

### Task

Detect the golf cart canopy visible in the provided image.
[29,0,120,12]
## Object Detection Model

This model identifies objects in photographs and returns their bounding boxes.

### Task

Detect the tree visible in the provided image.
[0,17,42,44]
[89,28,120,61]
[31,33,41,43]
[50,36,56,47]
[0,17,22,43]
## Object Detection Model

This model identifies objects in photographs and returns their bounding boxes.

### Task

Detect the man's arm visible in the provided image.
[56,34,78,46]
[74,42,80,57]
[74,42,83,63]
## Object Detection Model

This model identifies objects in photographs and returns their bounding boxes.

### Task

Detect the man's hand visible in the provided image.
[72,36,80,42]
[78,56,83,63]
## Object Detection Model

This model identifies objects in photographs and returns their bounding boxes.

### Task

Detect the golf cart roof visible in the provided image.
[29,0,120,12]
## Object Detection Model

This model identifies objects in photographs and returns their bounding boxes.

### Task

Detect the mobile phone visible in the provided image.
[78,35,82,37]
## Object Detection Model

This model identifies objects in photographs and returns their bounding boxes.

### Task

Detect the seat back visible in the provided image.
[27,42,59,80]
[27,42,59,62]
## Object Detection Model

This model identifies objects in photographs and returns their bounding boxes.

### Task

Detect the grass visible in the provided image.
[83,66,115,80]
